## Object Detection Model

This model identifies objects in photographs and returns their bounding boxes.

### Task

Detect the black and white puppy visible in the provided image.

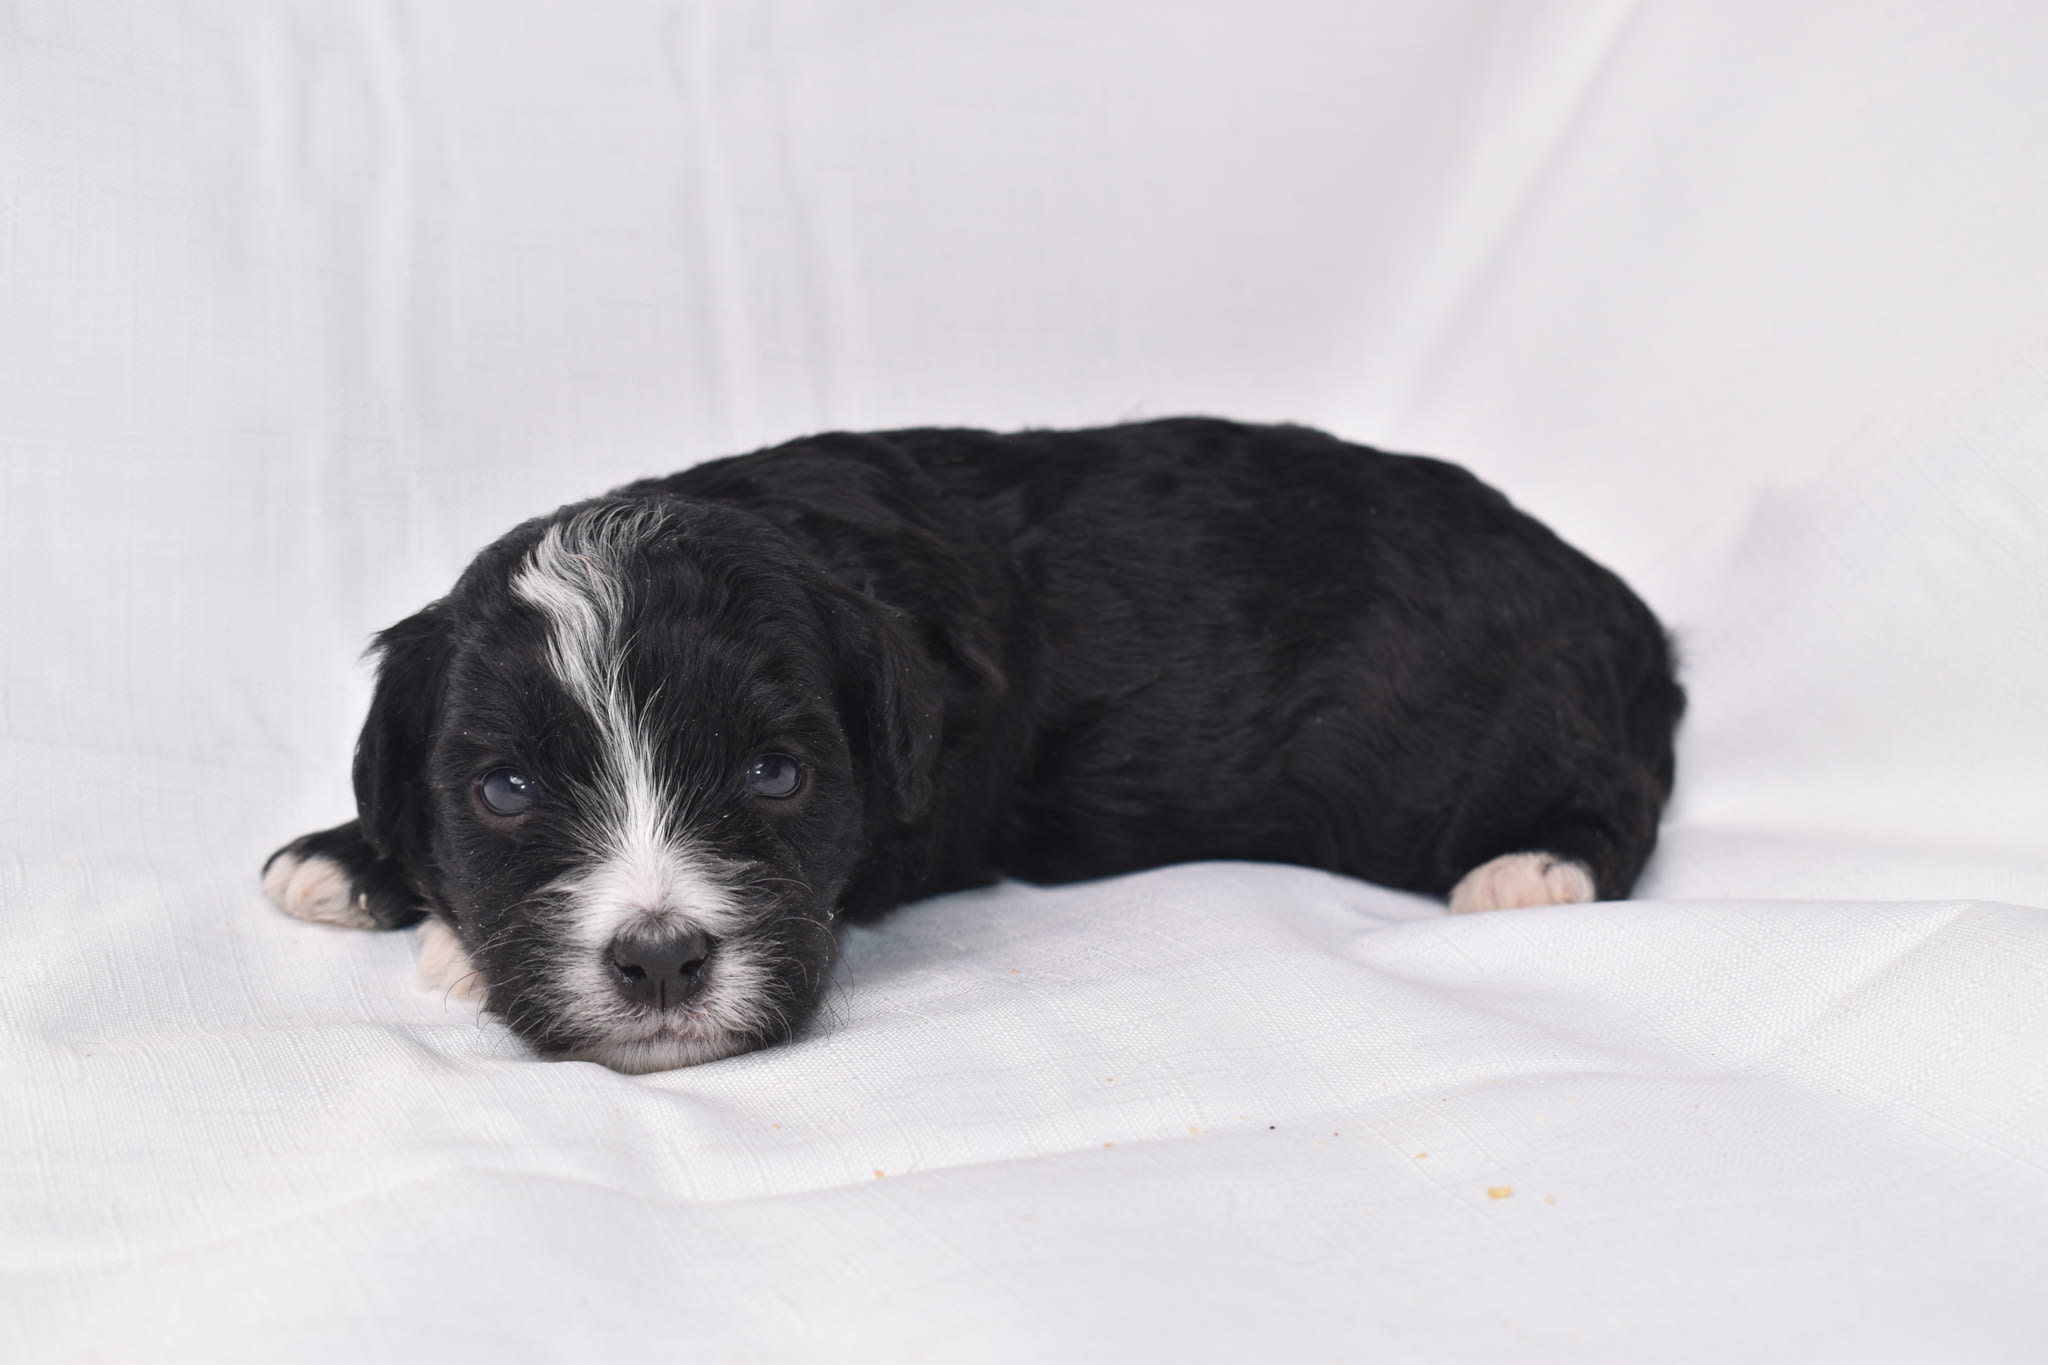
[264,418,1682,1072]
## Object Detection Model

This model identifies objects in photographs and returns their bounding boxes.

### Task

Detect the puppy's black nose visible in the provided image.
[607,927,712,1010]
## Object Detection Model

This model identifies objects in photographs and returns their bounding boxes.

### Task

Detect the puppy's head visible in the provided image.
[357,497,937,1072]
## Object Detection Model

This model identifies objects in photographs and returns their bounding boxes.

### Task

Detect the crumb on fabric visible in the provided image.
[1488,1186,1514,1200]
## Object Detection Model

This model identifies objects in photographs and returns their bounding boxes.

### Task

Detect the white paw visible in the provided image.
[262,851,380,928]
[416,918,486,1003]
[1448,852,1597,914]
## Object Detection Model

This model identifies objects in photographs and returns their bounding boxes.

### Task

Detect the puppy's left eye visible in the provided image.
[745,754,803,800]
[478,767,537,817]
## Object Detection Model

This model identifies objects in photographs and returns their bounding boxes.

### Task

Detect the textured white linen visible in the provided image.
[4,2,2046,1360]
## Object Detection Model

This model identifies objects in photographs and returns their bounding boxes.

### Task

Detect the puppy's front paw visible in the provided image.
[416,917,486,1003]
[261,820,426,930]
[263,846,380,928]
[1448,852,1596,914]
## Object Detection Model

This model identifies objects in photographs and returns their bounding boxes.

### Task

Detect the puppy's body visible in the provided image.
[266,419,1682,1071]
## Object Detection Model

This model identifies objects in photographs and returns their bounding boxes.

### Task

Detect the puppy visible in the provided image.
[264,419,1682,1072]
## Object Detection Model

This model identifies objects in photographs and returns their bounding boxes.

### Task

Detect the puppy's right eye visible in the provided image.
[745,753,804,800]
[478,768,536,817]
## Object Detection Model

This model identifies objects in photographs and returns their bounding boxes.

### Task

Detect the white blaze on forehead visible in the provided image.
[510,507,655,722]
[510,507,742,939]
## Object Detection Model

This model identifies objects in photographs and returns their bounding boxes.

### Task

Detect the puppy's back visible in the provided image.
[633,419,1681,901]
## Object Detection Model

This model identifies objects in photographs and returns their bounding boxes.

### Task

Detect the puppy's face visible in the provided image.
[357,499,931,1071]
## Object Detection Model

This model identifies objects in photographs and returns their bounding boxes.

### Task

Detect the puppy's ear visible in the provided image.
[352,604,453,870]
[823,586,942,826]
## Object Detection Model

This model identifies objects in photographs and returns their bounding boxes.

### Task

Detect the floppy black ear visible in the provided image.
[823,586,943,826]
[352,604,453,871]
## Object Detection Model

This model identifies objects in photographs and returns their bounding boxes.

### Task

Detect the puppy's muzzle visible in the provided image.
[606,926,712,1011]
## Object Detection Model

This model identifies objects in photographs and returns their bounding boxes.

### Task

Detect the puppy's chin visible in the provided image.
[559,1027,765,1075]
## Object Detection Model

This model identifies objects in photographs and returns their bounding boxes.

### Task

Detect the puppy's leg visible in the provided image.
[415,916,486,1002]
[261,820,425,930]
[1430,663,1675,912]
[1448,852,1596,913]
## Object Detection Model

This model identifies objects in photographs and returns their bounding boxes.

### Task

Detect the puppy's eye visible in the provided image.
[478,767,536,817]
[745,753,803,800]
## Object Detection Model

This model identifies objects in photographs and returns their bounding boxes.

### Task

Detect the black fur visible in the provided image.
[265,418,1682,1069]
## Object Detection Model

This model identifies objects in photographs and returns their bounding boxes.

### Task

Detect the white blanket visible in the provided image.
[5,3,2045,1359]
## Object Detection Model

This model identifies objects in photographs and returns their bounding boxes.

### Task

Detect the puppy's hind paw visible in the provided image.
[1448,852,1596,914]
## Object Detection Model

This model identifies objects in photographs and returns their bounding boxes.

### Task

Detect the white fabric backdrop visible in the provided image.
[4,2,2046,1359]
